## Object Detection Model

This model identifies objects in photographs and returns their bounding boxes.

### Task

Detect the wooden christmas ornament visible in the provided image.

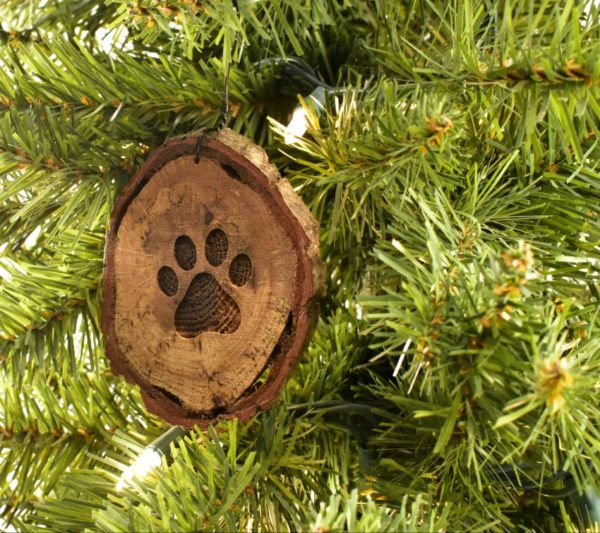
[102,129,323,428]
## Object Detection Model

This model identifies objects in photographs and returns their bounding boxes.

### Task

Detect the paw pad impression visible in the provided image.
[157,229,252,338]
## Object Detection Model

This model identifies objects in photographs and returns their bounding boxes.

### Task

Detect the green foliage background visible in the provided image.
[0,0,599,530]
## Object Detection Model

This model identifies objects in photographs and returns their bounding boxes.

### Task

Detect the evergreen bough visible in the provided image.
[0,0,599,530]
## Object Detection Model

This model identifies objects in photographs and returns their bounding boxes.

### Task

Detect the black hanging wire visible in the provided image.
[288,401,381,469]
[194,0,240,164]
[253,56,335,91]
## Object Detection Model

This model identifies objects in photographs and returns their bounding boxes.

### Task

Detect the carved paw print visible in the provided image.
[157,230,252,338]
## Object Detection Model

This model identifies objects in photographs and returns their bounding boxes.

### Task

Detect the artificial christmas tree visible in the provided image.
[0,1,599,531]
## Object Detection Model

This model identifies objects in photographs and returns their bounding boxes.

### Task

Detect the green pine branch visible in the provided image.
[0,0,599,531]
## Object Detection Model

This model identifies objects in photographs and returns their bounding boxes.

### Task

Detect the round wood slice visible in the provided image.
[102,129,323,428]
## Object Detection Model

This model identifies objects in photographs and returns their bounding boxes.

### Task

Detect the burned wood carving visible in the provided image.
[102,129,323,428]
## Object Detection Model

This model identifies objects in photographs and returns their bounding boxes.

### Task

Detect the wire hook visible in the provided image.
[194,0,240,164]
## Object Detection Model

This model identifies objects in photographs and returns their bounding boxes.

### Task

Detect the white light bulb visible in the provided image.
[116,447,162,492]
[284,86,327,145]
[284,106,309,144]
